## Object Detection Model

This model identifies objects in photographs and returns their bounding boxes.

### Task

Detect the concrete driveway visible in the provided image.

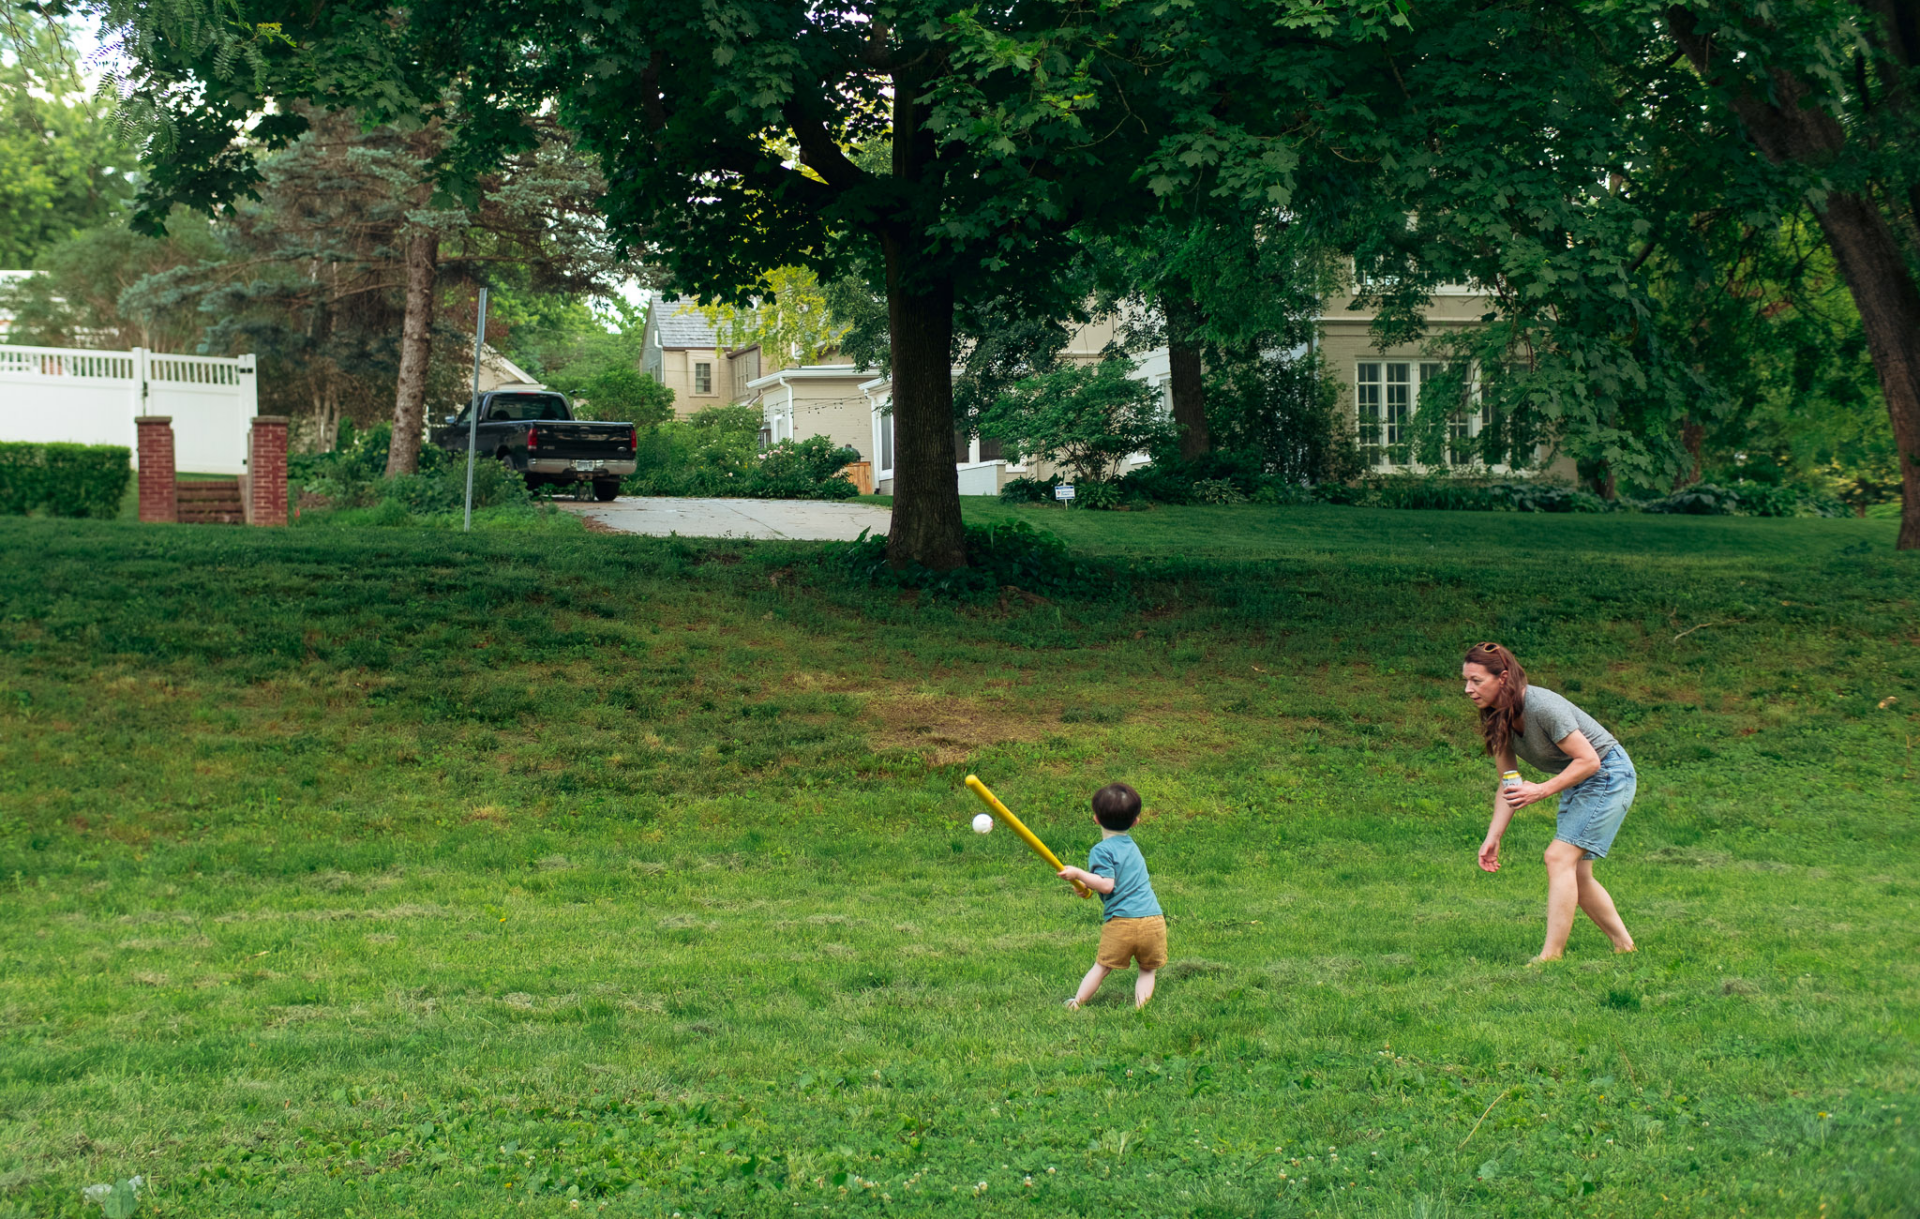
[562,496,891,541]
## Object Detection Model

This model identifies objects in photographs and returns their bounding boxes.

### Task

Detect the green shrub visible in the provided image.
[622,405,761,496]
[1203,350,1363,485]
[998,476,1057,505]
[1355,474,1610,513]
[828,518,1109,599]
[294,420,535,523]
[745,436,861,500]
[623,406,859,500]
[1637,482,1742,515]
[551,363,675,425]
[293,420,410,507]
[1191,477,1248,506]
[1251,478,1317,506]
[1075,480,1123,510]
[1726,480,1847,518]
[383,455,532,513]
[979,358,1176,484]
[0,442,131,518]
[1636,480,1846,518]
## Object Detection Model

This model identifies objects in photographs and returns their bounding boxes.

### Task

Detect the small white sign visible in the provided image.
[1054,484,1075,500]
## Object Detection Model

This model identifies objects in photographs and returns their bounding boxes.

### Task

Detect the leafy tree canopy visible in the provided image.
[980,358,1175,486]
[695,266,852,369]
[87,0,1408,565]
[0,16,135,267]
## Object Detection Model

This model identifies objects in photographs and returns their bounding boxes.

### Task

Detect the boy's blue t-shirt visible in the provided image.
[1087,834,1162,921]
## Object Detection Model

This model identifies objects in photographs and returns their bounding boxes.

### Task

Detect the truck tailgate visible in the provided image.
[532,423,631,456]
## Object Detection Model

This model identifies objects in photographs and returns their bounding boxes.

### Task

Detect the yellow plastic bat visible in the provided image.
[965,774,1093,899]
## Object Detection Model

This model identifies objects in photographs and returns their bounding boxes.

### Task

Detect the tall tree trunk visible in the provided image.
[1809,194,1920,548]
[1679,420,1705,488]
[881,229,966,571]
[1578,456,1617,500]
[1163,289,1211,461]
[1670,10,1920,548]
[385,232,439,477]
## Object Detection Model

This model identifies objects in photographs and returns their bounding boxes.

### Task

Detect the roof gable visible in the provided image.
[652,297,720,348]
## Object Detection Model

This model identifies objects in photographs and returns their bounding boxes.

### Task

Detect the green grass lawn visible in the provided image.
[0,507,1914,1218]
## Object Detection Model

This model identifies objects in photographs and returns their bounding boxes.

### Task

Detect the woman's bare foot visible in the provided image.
[1613,940,1637,954]
[1526,953,1562,967]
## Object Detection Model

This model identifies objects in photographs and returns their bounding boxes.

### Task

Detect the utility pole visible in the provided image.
[463,287,488,532]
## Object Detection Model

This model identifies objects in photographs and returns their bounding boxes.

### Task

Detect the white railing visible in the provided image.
[0,346,139,380]
[150,353,243,386]
[0,344,258,474]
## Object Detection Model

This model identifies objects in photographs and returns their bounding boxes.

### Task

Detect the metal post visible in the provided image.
[463,288,488,532]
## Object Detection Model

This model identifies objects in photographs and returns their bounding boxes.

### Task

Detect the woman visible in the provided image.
[1463,642,1637,963]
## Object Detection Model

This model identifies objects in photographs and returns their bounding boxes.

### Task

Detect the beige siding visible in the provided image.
[729,347,762,401]
[769,374,877,458]
[645,347,726,418]
[1321,292,1576,480]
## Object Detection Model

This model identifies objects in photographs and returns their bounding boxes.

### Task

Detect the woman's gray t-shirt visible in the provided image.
[1514,687,1620,772]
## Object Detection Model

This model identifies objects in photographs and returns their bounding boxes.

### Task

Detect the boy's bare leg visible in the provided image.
[1574,859,1635,952]
[1134,969,1156,1008]
[1532,839,1584,963]
[1071,963,1111,1007]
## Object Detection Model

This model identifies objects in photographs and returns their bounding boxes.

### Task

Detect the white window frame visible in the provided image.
[1355,361,1384,458]
[693,361,713,395]
[1355,360,1481,470]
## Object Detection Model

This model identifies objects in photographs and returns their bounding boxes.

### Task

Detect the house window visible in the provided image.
[731,348,759,399]
[1358,361,1479,467]
[879,412,894,471]
[1355,362,1384,462]
[694,362,712,394]
[1422,362,1475,464]
[1384,363,1411,448]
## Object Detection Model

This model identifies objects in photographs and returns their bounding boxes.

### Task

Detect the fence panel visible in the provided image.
[0,344,141,454]
[149,353,255,474]
[0,345,256,473]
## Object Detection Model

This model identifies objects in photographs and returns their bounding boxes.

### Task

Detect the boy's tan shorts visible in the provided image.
[1097,915,1168,971]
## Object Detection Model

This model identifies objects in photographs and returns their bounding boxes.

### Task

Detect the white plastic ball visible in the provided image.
[972,813,994,834]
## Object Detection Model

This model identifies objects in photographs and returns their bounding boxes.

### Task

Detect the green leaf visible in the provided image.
[103,1179,140,1219]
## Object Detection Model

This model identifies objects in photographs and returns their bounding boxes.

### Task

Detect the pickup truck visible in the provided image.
[431,388,637,501]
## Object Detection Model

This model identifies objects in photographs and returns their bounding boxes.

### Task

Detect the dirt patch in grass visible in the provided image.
[865,688,1056,765]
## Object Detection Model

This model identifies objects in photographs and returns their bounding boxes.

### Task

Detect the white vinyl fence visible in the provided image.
[0,345,258,474]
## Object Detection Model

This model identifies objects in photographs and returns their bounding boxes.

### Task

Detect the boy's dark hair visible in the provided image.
[1091,782,1142,831]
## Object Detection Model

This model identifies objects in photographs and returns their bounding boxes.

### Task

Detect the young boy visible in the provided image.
[1056,782,1165,1010]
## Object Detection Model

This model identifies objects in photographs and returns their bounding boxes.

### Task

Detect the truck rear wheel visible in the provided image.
[593,481,620,503]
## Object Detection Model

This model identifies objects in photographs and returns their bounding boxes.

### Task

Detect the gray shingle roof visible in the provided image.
[653,298,720,348]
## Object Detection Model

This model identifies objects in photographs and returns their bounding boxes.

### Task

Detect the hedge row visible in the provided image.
[0,442,132,518]
[1007,468,1852,517]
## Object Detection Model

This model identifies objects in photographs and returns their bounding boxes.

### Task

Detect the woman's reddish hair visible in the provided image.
[1465,642,1527,758]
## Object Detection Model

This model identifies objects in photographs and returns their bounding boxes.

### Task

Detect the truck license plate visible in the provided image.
[573,459,601,471]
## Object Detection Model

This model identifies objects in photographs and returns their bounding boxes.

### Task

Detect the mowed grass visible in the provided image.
[0,507,1915,1219]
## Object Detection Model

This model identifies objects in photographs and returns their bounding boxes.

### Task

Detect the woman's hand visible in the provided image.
[1478,837,1501,873]
[1502,780,1549,811]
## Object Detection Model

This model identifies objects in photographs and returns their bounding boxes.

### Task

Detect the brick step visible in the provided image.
[177,479,244,524]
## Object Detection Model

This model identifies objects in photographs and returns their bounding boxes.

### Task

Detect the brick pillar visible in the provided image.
[248,415,290,527]
[135,416,176,523]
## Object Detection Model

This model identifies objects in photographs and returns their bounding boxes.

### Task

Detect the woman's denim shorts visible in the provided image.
[1556,748,1636,860]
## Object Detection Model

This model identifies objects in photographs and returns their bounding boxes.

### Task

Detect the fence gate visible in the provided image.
[0,345,259,475]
